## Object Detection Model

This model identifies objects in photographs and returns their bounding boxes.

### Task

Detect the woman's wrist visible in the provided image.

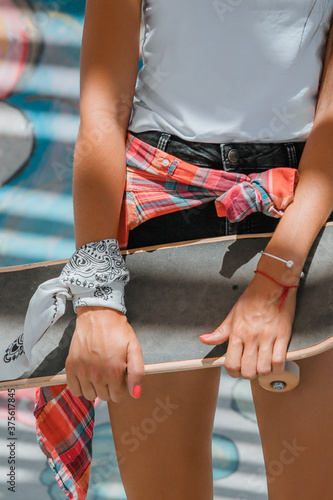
[76,305,126,317]
[256,252,304,286]
[249,267,299,312]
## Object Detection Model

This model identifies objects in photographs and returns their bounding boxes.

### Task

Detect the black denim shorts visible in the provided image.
[127,130,306,249]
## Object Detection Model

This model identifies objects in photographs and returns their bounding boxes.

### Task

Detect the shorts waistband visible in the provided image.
[129,130,306,172]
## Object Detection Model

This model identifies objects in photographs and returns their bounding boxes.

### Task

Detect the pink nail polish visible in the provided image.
[132,385,141,398]
[199,334,212,339]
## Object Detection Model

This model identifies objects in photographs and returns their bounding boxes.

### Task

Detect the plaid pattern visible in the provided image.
[34,132,299,500]
[118,133,299,247]
[34,385,94,500]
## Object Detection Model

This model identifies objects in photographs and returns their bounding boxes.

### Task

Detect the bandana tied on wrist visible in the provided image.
[0,239,129,382]
[61,239,129,312]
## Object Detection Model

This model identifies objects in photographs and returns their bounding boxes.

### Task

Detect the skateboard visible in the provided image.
[0,223,332,393]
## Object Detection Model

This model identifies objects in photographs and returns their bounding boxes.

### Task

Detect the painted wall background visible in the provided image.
[0,2,267,499]
[0,0,83,267]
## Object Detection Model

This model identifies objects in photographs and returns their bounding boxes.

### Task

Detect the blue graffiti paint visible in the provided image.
[40,422,239,499]
[212,433,239,480]
[0,0,143,266]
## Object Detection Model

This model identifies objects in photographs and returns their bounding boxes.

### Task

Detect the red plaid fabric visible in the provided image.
[34,385,94,500]
[34,132,299,500]
[117,133,299,247]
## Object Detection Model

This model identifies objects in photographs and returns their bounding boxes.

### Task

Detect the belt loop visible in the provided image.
[157,133,172,151]
[284,143,298,169]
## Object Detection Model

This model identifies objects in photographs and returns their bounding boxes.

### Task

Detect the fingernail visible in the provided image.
[199,334,212,339]
[132,385,141,399]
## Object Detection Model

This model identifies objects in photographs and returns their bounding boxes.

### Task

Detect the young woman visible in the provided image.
[60,1,333,498]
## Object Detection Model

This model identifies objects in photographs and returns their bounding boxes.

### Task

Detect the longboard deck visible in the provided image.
[0,223,332,391]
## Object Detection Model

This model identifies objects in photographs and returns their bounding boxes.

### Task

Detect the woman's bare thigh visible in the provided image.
[251,347,333,500]
[108,367,221,500]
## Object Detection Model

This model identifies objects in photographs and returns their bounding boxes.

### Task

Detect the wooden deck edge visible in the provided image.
[2,334,333,391]
[1,221,332,272]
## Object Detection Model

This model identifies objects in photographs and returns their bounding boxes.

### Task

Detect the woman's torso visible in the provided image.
[128,0,333,143]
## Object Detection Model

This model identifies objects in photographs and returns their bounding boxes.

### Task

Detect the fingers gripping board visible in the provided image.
[0,224,332,391]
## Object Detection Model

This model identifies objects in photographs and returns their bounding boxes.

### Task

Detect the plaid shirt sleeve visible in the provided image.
[34,385,95,500]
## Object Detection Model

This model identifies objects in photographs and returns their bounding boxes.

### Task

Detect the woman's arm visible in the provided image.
[65,0,145,402]
[200,20,333,380]
[74,0,142,246]
[263,20,333,269]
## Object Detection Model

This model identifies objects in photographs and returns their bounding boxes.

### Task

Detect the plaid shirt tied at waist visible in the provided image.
[34,132,300,500]
[118,133,299,247]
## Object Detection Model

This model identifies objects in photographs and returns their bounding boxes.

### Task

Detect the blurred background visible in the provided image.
[0,1,267,499]
[0,0,82,267]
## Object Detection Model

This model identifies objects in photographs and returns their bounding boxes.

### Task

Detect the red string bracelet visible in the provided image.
[254,269,300,310]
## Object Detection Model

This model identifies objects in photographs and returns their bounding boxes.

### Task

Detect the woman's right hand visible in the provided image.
[65,306,145,402]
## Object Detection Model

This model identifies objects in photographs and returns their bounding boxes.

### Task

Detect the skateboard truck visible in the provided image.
[270,381,286,391]
[258,361,300,392]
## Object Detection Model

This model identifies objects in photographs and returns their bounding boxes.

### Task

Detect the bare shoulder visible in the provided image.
[80,0,143,126]
[83,0,142,33]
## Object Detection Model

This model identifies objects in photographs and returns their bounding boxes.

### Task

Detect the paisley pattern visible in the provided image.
[94,286,114,300]
[61,239,129,287]
[3,292,59,366]
[59,239,129,314]
[74,285,117,308]
[3,332,24,363]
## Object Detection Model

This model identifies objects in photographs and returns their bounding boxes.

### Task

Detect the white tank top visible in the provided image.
[128,0,333,143]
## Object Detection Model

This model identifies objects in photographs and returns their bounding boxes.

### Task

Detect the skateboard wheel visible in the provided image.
[258,361,300,393]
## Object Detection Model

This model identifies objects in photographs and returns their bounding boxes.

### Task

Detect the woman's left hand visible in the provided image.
[199,271,297,380]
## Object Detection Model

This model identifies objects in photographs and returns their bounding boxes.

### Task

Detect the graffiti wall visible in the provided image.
[0,0,84,266]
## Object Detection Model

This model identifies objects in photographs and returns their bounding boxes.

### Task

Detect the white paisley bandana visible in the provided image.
[0,239,129,382]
